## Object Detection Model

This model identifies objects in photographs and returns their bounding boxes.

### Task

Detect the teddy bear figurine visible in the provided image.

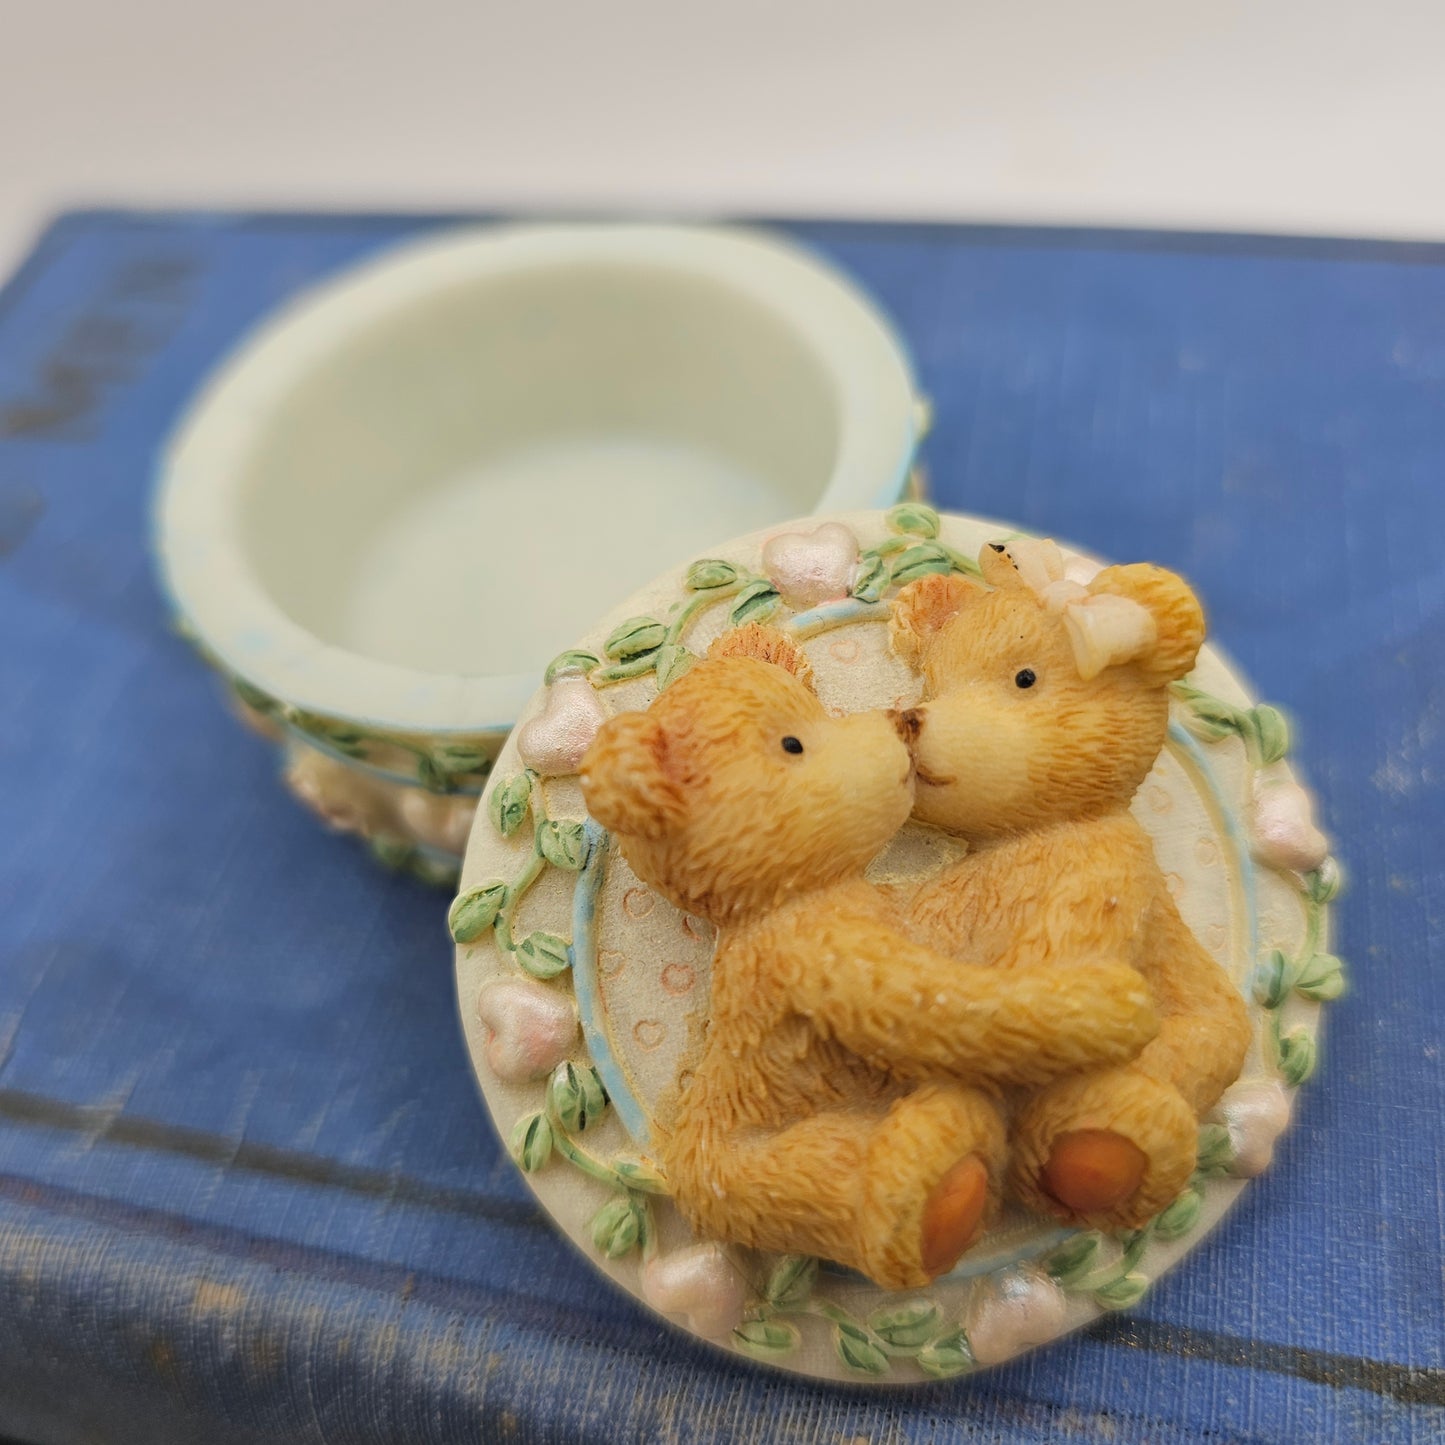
[579,624,1162,1290]
[890,538,1253,1232]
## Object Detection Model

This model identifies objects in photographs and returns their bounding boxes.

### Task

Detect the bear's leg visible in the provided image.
[668,1109,895,1274]
[670,1086,1005,1290]
[1011,914,1253,1231]
[1138,918,1254,1119]
[1008,1065,1198,1230]
[856,1082,1007,1290]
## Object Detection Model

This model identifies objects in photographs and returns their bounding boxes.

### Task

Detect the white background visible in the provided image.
[2,0,1443,279]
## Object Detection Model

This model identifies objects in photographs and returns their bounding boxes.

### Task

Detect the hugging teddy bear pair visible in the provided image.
[580,541,1251,1291]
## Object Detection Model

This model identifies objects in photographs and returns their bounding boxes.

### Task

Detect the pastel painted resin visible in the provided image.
[155,225,921,878]
[453,507,1342,1382]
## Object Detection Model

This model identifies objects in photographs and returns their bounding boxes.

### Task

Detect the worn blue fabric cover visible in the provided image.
[0,212,1440,1444]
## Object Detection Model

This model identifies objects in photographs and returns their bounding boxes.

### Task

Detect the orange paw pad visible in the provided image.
[1041,1129,1147,1214]
[920,1153,990,1278]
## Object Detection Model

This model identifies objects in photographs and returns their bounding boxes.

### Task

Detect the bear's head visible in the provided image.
[890,539,1204,843]
[580,624,913,925]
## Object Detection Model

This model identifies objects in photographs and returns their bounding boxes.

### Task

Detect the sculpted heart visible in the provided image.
[283,747,377,836]
[517,676,607,776]
[397,790,477,856]
[633,1018,666,1050]
[762,521,860,610]
[660,962,696,996]
[476,978,577,1083]
[965,1268,1069,1367]
[640,1242,749,1338]
[1249,773,1329,874]
[1218,1078,1292,1176]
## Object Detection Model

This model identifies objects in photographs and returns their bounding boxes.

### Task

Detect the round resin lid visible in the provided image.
[452,505,1342,1383]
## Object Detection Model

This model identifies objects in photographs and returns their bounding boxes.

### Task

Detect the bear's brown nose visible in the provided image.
[889,707,923,745]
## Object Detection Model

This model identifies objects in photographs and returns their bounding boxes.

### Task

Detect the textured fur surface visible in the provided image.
[579,624,1159,1287]
[891,545,1253,1229]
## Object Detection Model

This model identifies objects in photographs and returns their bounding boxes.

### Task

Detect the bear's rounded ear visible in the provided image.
[579,711,684,840]
[889,573,985,667]
[1086,563,1205,682]
[708,624,814,690]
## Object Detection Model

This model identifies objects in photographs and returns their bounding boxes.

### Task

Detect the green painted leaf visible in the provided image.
[763,1254,817,1308]
[447,881,508,942]
[415,754,449,793]
[1185,714,1239,744]
[284,707,359,744]
[654,643,698,691]
[1294,952,1346,1002]
[1252,948,1293,1009]
[834,1319,889,1376]
[1153,1187,1204,1241]
[1277,1027,1318,1086]
[589,1195,642,1258]
[1094,1271,1149,1311]
[548,1060,608,1132]
[850,551,888,603]
[889,542,953,587]
[868,1298,943,1347]
[538,819,589,872]
[518,931,571,980]
[1195,1122,1234,1174]
[686,558,740,590]
[1043,1231,1102,1285]
[886,501,941,539]
[508,1112,553,1171]
[411,853,461,889]
[545,649,600,684]
[232,677,278,713]
[488,773,533,837]
[1305,858,1343,904]
[730,580,781,626]
[281,707,367,757]
[916,1327,975,1379]
[604,617,667,660]
[613,1156,668,1192]
[1173,685,1244,742]
[432,742,489,774]
[1250,704,1291,764]
[369,835,414,870]
[732,1319,800,1357]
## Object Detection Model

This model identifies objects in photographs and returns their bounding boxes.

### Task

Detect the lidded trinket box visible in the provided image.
[151,225,1340,1382]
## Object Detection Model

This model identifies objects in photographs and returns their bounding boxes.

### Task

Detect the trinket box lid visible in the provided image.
[452,506,1341,1383]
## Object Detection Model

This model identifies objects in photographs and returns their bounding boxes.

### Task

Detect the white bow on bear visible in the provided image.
[1001,536,1158,681]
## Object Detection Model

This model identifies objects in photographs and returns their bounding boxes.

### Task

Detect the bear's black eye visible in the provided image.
[1015,668,1037,689]
[781,736,804,755]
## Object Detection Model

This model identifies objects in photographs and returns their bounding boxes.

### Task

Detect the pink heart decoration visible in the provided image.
[283,747,378,836]
[762,522,860,610]
[1249,773,1329,874]
[641,1242,749,1338]
[1218,1078,1293,1176]
[476,978,577,1083]
[398,790,478,856]
[965,1268,1069,1366]
[517,676,606,776]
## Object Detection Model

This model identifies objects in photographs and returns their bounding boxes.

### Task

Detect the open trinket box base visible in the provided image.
[154,224,921,881]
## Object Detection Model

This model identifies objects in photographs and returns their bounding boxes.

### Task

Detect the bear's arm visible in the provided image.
[767,890,1159,1087]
